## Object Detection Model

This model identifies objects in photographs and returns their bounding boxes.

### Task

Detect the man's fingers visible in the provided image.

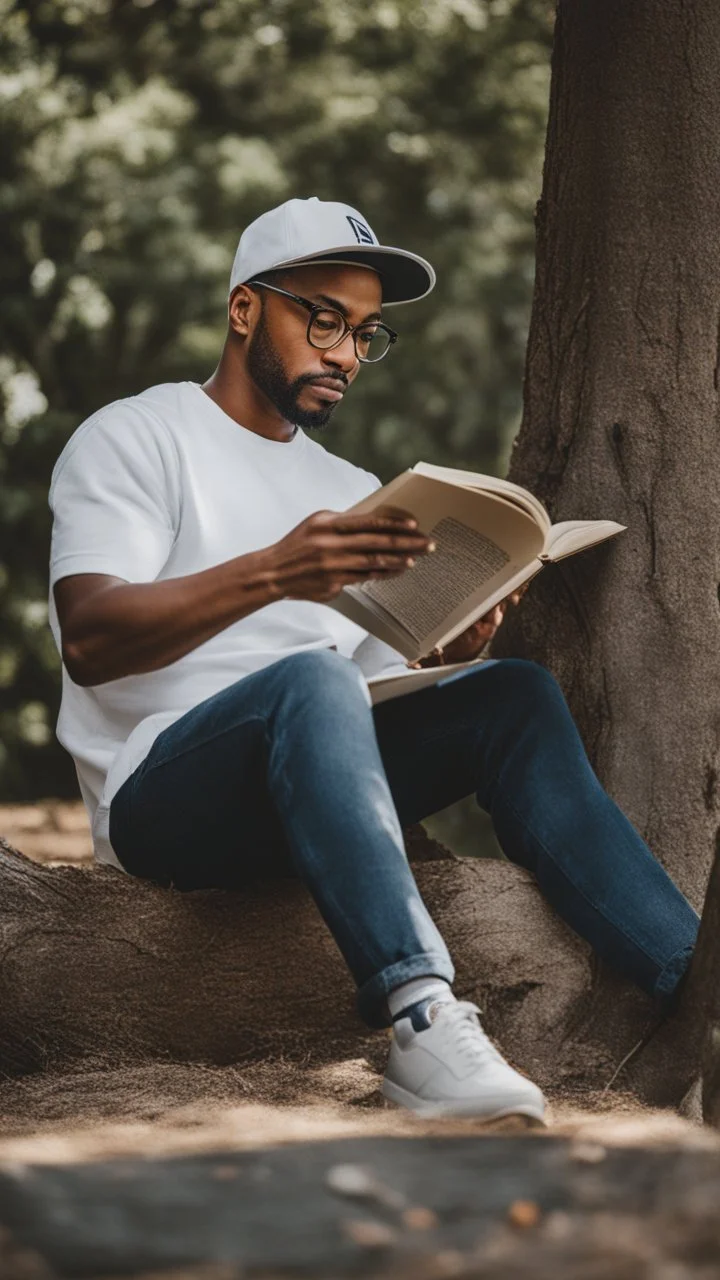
[323,510,423,536]
[479,603,505,627]
[321,554,417,575]
[317,531,433,556]
[369,503,420,523]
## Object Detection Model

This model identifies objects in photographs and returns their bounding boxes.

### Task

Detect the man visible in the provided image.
[48,197,699,1123]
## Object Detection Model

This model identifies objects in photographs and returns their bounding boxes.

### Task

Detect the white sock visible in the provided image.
[387,977,455,1021]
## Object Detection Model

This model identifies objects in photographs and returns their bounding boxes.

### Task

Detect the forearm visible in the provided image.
[62,549,282,686]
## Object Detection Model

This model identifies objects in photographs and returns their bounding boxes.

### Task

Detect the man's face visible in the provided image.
[243,263,384,430]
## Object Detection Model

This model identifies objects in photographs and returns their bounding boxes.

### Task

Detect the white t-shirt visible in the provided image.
[48,380,402,868]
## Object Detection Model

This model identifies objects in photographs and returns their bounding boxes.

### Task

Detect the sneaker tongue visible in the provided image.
[427,998,481,1026]
[427,998,453,1023]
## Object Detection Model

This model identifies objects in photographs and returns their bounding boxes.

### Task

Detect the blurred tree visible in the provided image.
[0,0,552,798]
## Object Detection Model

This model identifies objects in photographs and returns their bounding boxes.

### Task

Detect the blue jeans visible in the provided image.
[109,651,699,1028]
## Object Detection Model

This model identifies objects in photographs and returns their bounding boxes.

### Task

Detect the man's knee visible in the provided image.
[476,658,564,715]
[494,657,558,690]
[272,648,371,705]
[481,655,561,696]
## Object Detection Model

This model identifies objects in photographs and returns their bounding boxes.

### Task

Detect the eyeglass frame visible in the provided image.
[246,279,399,363]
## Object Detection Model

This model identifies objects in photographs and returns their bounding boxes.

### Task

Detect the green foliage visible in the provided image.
[0,0,552,799]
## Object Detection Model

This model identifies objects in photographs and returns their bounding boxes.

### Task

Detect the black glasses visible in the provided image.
[247,280,398,363]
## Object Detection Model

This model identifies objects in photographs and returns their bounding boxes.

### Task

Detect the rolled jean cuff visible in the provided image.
[356,951,456,1029]
[653,942,695,1010]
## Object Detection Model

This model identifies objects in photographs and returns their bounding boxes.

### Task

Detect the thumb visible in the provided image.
[481,604,504,628]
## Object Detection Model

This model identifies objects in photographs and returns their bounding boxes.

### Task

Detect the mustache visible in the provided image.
[296,372,349,390]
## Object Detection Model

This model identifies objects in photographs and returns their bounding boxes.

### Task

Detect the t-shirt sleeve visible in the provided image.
[49,406,178,588]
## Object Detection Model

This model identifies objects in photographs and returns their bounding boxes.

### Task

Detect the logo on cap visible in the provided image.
[346,215,375,246]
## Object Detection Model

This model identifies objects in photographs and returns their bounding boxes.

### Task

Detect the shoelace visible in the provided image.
[432,1000,507,1070]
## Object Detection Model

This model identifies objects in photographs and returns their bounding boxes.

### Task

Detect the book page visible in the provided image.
[333,556,545,659]
[412,461,551,537]
[544,519,626,562]
[361,516,511,642]
[330,473,545,660]
[368,657,488,706]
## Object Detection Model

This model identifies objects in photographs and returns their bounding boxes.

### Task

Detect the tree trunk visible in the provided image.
[494,0,720,912]
[676,832,720,1124]
[697,851,720,1123]
[0,833,672,1101]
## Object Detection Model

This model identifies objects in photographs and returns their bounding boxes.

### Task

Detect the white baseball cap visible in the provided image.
[228,197,435,306]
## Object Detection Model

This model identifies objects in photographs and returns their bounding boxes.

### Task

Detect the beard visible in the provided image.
[246,311,342,431]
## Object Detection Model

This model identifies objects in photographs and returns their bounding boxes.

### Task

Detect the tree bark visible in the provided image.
[697,849,720,1124]
[0,833,673,1101]
[493,0,720,912]
[676,832,720,1124]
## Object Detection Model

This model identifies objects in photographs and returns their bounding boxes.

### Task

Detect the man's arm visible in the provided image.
[55,557,277,688]
[55,509,432,687]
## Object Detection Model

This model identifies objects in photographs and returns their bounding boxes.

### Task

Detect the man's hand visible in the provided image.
[410,585,528,669]
[267,508,434,603]
[54,507,433,688]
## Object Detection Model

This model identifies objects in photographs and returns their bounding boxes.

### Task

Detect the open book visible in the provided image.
[331,461,626,665]
[366,655,489,706]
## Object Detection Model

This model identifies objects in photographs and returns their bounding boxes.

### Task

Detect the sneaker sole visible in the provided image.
[382,1077,546,1124]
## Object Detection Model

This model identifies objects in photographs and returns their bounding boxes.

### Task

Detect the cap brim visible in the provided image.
[271,245,435,305]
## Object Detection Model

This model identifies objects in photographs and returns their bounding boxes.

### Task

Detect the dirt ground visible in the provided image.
[0,802,713,1169]
[0,800,94,868]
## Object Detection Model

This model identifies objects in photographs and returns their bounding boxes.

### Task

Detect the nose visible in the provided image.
[320,330,359,376]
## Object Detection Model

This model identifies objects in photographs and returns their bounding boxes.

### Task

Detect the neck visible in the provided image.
[201,351,297,443]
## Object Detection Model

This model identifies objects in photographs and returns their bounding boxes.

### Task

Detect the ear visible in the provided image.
[228,284,259,339]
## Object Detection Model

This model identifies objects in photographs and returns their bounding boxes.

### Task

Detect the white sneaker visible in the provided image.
[382,999,546,1122]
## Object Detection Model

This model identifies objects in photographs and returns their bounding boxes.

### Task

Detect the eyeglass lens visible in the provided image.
[309,309,391,362]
